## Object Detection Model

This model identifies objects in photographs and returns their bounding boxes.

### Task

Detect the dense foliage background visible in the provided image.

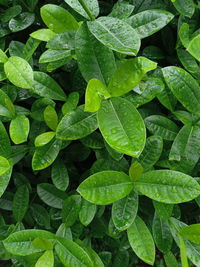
[0,0,200,266]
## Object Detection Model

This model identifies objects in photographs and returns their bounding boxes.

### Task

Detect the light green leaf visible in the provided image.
[180,224,200,244]
[32,139,62,171]
[180,236,189,267]
[37,183,67,209]
[75,23,116,85]
[107,57,157,97]
[44,105,58,131]
[187,34,200,61]
[12,185,29,222]
[3,230,55,256]
[178,23,190,48]
[9,115,30,144]
[62,195,81,227]
[22,37,41,61]
[0,89,15,118]
[152,212,172,253]
[0,49,8,63]
[62,92,79,115]
[129,161,143,181]
[134,170,200,203]
[177,48,199,73]
[139,135,163,172]
[77,170,134,205]
[64,0,99,20]
[0,167,12,198]
[79,199,96,226]
[40,4,79,33]
[85,78,110,112]
[127,216,155,265]
[39,49,71,64]
[112,190,138,231]
[35,250,54,267]
[126,9,174,39]
[35,132,55,147]
[56,105,98,140]
[4,56,34,89]
[0,156,10,176]
[145,115,178,141]
[30,29,56,42]
[162,66,200,115]
[32,72,67,101]
[55,237,93,267]
[88,17,141,56]
[97,98,146,157]
[51,159,69,191]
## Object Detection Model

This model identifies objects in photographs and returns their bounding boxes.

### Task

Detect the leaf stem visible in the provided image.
[78,0,95,20]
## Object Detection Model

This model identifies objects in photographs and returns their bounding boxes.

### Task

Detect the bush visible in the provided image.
[0,0,200,266]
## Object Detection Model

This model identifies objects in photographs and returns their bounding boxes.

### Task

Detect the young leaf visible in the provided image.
[0,167,12,198]
[40,4,79,33]
[85,78,110,112]
[126,10,174,39]
[187,34,200,62]
[64,0,99,20]
[0,89,16,119]
[44,105,58,131]
[145,115,178,141]
[79,199,96,226]
[56,105,98,140]
[0,49,8,63]
[0,156,10,176]
[179,236,189,267]
[35,250,54,267]
[75,23,116,85]
[134,170,200,203]
[112,190,138,231]
[97,98,146,157]
[35,132,55,147]
[51,159,69,191]
[77,171,134,205]
[30,29,56,42]
[12,185,29,222]
[61,195,82,227]
[4,56,34,89]
[179,224,200,244]
[87,17,141,56]
[9,115,30,144]
[107,57,157,97]
[62,92,79,115]
[162,66,200,115]
[127,216,155,265]
[129,161,143,181]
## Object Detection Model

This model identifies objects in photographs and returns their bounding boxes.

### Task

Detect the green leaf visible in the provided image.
[77,170,134,205]
[0,156,10,176]
[39,49,71,64]
[129,161,143,181]
[97,98,146,157]
[164,251,179,267]
[107,57,157,97]
[153,200,173,221]
[44,105,58,131]
[12,185,29,222]
[179,23,190,48]
[127,216,155,265]
[85,78,110,112]
[162,66,200,115]
[35,250,54,267]
[139,135,163,172]
[56,105,98,140]
[126,9,174,39]
[145,115,178,141]
[64,0,99,20]
[40,4,79,33]
[62,195,81,227]
[87,17,141,56]
[32,139,62,171]
[4,56,34,89]
[30,29,56,42]
[112,190,138,231]
[0,49,8,63]
[0,121,11,158]
[55,237,93,267]
[109,2,135,19]
[35,132,55,147]
[51,159,69,191]
[9,115,30,144]
[31,204,50,229]
[79,199,96,226]
[0,89,15,118]
[179,224,200,244]
[172,0,195,17]
[75,23,116,85]
[22,37,41,61]
[180,236,189,267]
[134,170,200,203]
[177,48,199,73]
[152,212,172,253]
[32,72,67,101]
[62,92,79,115]
[37,183,67,209]
[3,229,55,256]
[187,34,200,62]
[1,5,22,23]
[9,12,35,32]
[0,167,12,198]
